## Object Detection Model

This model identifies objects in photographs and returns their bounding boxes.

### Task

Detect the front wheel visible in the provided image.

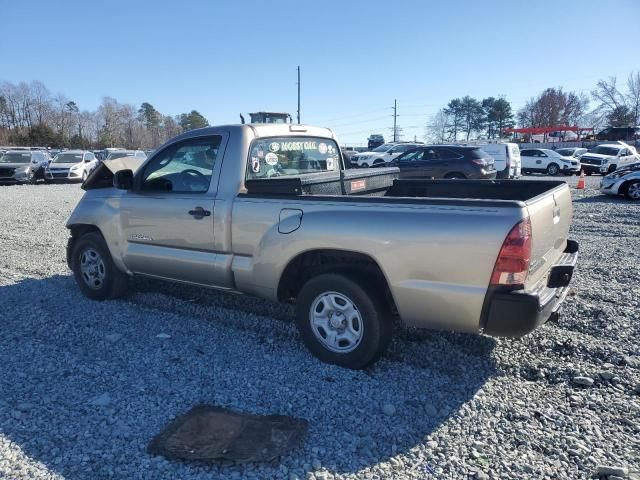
[295,273,392,369]
[71,232,129,300]
[624,180,640,201]
[546,163,560,176]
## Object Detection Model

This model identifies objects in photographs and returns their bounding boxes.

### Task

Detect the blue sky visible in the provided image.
[2,0,638,144]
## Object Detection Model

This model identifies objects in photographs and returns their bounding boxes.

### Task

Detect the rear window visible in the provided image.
[468,148,489,159]
[247,136,340,179]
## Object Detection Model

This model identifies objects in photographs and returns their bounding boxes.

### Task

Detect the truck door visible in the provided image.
[119,133,230,287]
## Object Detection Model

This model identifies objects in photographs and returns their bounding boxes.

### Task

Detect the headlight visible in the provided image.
[15,166,30,174]
[70,164,81,170]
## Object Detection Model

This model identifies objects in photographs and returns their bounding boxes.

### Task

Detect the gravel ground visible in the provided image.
[0,177,638,480]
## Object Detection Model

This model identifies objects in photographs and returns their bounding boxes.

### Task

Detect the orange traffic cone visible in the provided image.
[576,170,585,190]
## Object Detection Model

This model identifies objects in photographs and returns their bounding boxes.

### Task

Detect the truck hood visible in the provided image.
[581,153,614,160]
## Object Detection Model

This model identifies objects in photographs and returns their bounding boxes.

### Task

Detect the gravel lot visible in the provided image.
[0,177,638,480]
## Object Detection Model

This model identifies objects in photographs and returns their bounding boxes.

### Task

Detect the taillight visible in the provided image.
[472,158,488,166]
[490,217,532,287]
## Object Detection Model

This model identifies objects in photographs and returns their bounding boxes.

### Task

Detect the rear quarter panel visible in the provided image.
[231,197,525,332]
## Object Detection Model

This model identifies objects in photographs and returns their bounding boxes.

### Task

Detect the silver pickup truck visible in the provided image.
[66,124,578,369]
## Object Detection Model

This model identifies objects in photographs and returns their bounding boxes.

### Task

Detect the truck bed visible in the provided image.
[244,168,567,206]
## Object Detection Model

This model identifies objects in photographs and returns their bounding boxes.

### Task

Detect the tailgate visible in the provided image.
[524,183,573,288]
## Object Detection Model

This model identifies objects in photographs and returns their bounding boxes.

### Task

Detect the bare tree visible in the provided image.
[425,109,449,143]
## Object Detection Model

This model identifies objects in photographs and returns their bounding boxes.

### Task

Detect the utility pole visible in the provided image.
[297,66,301,124]
[393,99,397,142]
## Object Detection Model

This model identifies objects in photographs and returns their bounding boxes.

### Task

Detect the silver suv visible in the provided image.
[0,150,50,184]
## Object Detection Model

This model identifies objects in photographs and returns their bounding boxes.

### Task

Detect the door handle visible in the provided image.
[188,207,211,218]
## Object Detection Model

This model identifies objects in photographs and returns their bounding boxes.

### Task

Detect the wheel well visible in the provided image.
[69,224,101,240]
[622,178,640,191]
[277,249,395,309]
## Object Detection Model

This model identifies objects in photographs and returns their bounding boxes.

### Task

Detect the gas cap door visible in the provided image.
[278,208,303,234]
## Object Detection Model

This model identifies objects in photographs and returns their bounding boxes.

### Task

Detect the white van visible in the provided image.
[476,143,521,178]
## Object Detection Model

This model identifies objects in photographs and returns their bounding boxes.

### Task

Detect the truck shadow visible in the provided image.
[0,274,496,478]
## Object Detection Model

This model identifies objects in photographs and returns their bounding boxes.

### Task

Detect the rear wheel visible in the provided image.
[624,180,640,201]
[295,273,392,369]
[71,232,129,300]
[546,163,560,176]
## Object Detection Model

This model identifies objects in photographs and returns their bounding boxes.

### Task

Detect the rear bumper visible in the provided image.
[482,239,579,337]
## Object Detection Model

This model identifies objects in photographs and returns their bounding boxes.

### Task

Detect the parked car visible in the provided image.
[367,134,385,150]
[578,144,638,175]
[599,162,640,200]
[556,147,588,159]
[351,143,421,168]
[46,150,99,182]
[391,145,496,179]
[105,149,147,161]
[520,148,580,176]
[0,150,50,184]
[595,126,640,141]
[475,143,521,178]
[66,123,578,369]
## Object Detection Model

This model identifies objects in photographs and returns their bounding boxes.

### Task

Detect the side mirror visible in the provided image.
[113,169,134,190]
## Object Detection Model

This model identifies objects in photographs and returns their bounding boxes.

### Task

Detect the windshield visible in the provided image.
[556,149,573,156]
[589,146,620,156]
[53,153,83,163]
[107,151,134,160]
[372,144,393,152]
[0,152,31,163]
[247,136,340,179]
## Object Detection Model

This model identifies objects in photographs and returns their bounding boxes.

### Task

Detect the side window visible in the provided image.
[424,149,440,161]
[141,136,221,193]
[438,148,463,160]
[398,150,424,164]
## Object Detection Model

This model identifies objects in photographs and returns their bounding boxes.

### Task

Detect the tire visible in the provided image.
[546,163,560,176]
[82,170,88,182]
[624,180,640,201]
[295,273,392,369]
[585,171,593,176]
[71,232,129,300]
[444,172,466,179]
[608,165,617,174]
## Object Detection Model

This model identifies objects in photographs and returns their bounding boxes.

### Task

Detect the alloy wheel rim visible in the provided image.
[79,248,106,290]
[629,183,640,199]
[309,291,364,353]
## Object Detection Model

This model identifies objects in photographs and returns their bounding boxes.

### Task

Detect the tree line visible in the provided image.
[0,80,209,149]
[426,71,640,142]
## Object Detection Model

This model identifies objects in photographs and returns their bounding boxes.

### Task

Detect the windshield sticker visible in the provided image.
[251,157,260,172]
[318,143,328,155]
[269,142,280,152]
[257,150,264,158]
[327,145,335,155]
[265,152,279,166]
[326,157,335,170]
[269,141,318,152]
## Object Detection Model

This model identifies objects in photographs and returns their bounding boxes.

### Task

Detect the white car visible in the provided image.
[351,143,422,168]
[599,162,640,200]
[46,150,99,182]
[576,144,638,175]
[520,148,581,176]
